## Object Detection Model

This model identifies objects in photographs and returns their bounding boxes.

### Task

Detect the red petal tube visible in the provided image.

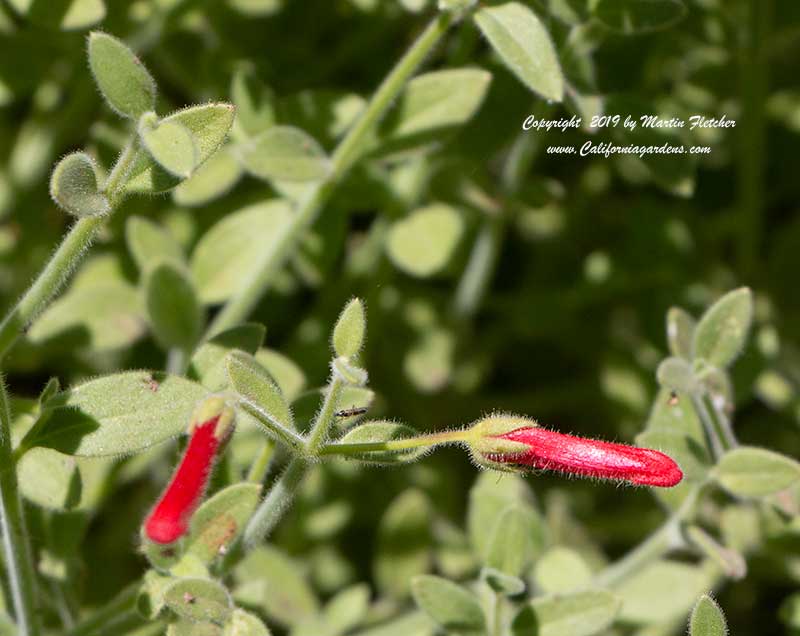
[144,416,221,544]
[487,427,683,487]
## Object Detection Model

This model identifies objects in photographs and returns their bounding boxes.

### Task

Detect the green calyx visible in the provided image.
[466,414,535,471]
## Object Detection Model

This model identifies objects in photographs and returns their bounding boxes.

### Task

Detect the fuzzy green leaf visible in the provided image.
[126,103,235,193]
[255,349,306,402]
[533,547,592,595]
[164,578,232,625]
[334,421,424,464]
[593,0,687,34]
[692,288,753,369]
[17,448,82,510]
[240,125,330,182]
[233,546,319,627]
[482,568,526,596]
[226,350,295,432]
[145,262,204,352]
[666,306,695,360]
[49,152,109,218]
[174,148,243,207]
[333,298,366,358]
[28,371,207,456]
[139,113,200,178]
[473,2,563,101]
[185,484,261,564]
[126,215,185,274]
[190,324,266,391]
[485,505,537,577]
[690,595,727,636]
[88,32,156,119]
[411,575,484,634]
[714,446,800,497]
[292,584,370,636]
[512,590,620,636]
[387,204,463,278]
[231,68,276,137]
[189,200,292,304]
[224,609,271,636]
[656,356,696,393]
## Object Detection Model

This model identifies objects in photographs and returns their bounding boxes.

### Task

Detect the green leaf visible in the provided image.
[189,324,266,391]
[255,349,306,402]
[485,505,537,577]
[88,31,156,119]
[168,619,224,636]
[226,350,295,432]
[29,371,207,456]
[375,489,432,598]
[145,262,204,352]
[656,356,696,393]
[387,204,464,277]
[174,148,243,207]
[189,200,292,304]
[333,298,366,358]
[17,447,82,510]
[292,584,370,636]
[335,421,425,464]
[481,567,526,596]
[240,125,330,182]
[593,0,687,34]
[512,590,620,636]
[666,306,695,360]
[690,595,727,636]
[8,0,106,30]
[126,216,185,274]
[139,113,200,178]
[49,152,109,218]
[233,546,319,627]
[381,68,491,140]
[714,446,800,497]
[692,288,753,369]
[225,609,271,636]
[473,2,563,101]
[533,547,592,595]
[126,103,235,193]
[185,483,261,564]
[411,575,484,634]
[164,578,232,625]
[231,67,276,137]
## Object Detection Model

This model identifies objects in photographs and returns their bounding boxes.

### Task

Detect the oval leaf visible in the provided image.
[512,590,620,636]
[226,350,294,431]
[174,148,243,207]
[145,262,204,352]
[387,204,463,278]
[126,215,185,274]
[656,357,695,393]
[715,446,800,497]
[666,306,695,360]
[333,298,366,358]
[49,152,109,218]
[473,2,563,101]
[139,114,200,178]
[240,125,329,182]
[224,609,271,636]
[88,31,156,119]
[692,288,753,369]
[411,575,485,633]
[690,595,727,636]
[164,578,232,625]
[189,324,266,391]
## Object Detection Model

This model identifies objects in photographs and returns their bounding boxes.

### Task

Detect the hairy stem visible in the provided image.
[246,439,276,484]
[206,12,453,337]
[0,139,139,361]
[0,378,40,636]
[319,428,469,456]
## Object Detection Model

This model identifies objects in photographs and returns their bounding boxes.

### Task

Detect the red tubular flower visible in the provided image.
[468,416,683,488]
[144,398,234,545]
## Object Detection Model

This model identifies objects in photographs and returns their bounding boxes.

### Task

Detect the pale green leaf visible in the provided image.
[473,2,563,101]
[173,148,243,207]
[126,216,185,274]
[190,324,266,391]
[690,595,727,636]
[666,306,695,360]
[189,200,292,304]
[485,505,538,577]
[225,609,271,636]
[533,547,593,595]
[231,67,276,137]
[88,31,156,119]
[411,575,484,633]
[139,114,200,178]
[714,446,800,497]
[387,204,464,277]
[512,590,620,636]
[49,152,109,218]
[164,578,232,625]
[481,568,526,596]
[186,483,261,564]
[145,262,204,352]
[240,125,330,182]
[29,371,207,456]
[226,350,294,431]
[692,287,753,369]
[333,298,366,358]
[255,349,306,402]
[656,356,696,393]
[17,447,82,510]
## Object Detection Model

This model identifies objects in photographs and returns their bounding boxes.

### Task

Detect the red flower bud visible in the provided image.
[468,416,682,488]
[144,398,235,545]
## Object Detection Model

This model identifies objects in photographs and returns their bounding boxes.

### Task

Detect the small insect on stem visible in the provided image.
[335,406,368,418]
[668,391,679,406]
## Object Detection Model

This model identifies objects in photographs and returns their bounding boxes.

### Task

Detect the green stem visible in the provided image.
[691,394,726,460]
[246,439,276,484]
[241,403,307,452]
[0,378,40,636]
[0,140,139,361]
[592,487,701,588]
[206,12,453,337]
[319,428,469,456]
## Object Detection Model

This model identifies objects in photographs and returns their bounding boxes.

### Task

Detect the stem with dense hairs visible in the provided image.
[206,12,454,337]
[319,428,469,456]
[0,378,40,636]
[0,139,139,362]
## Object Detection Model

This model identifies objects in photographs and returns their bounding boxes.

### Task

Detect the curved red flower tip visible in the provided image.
[144,398,235,545]
[468,416,682,488]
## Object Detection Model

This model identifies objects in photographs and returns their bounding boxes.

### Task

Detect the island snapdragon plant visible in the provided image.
[0,2,798,636]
